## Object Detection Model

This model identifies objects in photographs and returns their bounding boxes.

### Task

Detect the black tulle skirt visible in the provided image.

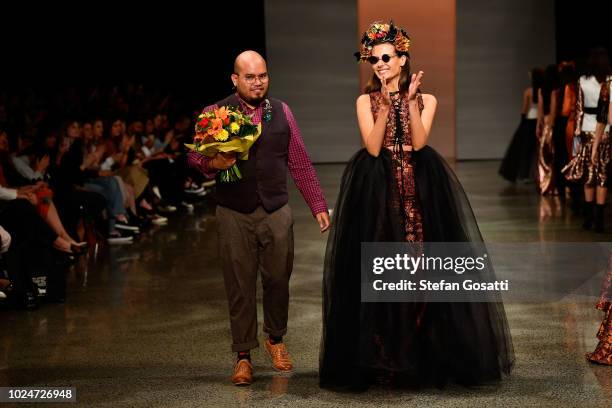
[499,118,537,182]
[320,147,514,391]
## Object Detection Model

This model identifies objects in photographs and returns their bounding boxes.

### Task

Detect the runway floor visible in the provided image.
[1,160,611,407]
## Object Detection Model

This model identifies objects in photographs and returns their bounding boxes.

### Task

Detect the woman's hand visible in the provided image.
[35,154,50,173]
[121,135,136,152]
[17,187,37,205]
[407,71,423,101]
[591,147,599,166]
[380,74,391,108]
[82,152,98,169]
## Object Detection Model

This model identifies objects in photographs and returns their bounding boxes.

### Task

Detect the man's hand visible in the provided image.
[316,211,330,233]
[210,153,237,170]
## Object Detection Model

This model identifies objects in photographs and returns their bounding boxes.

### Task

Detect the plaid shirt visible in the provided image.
[187,95,328,216]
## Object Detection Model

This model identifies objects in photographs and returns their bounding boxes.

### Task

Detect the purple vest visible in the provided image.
[214,94,290,213]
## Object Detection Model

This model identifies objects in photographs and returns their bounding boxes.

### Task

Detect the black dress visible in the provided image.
[320,92,514,390]
[499,115,538,182]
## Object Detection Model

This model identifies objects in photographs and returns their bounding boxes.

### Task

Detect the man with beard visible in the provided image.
[188,50,330,385]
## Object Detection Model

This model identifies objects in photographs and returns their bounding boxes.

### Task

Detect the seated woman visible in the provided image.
[11,139,50,182]
[0,128,86,252]
[55,120,137,244]
[101,118,171,218]
[139,127,186,209]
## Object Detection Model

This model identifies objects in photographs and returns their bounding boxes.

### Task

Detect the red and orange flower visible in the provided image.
[188,105,262,182]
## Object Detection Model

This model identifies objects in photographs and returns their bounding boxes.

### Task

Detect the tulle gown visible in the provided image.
[499,116,537,182]
[320,92,514,390]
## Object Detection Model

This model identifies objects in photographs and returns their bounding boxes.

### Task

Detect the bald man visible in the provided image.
[188,50,330,385]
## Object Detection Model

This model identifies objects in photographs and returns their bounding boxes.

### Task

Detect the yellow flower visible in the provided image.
[214,129,229,142]
[229,122,240,134]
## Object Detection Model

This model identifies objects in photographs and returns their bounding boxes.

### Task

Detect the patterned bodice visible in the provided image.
[369,91,424,149]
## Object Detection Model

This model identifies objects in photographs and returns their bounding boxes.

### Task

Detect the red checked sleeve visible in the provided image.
[187,104,218,179]
[283,103,328,216]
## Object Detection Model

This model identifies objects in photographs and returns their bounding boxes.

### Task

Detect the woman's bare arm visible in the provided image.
[356,93,390,157]
[409,93,437,151]
[522,88,530,115]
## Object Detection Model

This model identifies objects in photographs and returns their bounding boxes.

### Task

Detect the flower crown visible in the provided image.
[355,21,411,62]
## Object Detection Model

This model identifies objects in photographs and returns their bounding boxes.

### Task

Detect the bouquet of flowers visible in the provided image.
[185,106,262,183]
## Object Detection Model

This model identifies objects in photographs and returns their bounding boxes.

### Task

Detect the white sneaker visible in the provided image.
[184,184,205,195]
[107,231,134,244]
[115,222,140,232]
[158,205,177,213]
[151,215,168,225]
[181,201,195,212]
[152,186,162,200]
[108,236,134,244]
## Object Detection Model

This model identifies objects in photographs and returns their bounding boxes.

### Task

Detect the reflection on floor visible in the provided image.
[0,160,610,407]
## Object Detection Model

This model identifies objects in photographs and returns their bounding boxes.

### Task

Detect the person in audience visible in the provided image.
[0,127,86,251]
[57,120,137,244]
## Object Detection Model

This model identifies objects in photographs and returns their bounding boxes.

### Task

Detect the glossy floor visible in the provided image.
[1,160,611,407]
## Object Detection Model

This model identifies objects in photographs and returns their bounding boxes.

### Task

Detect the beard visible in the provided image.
[239,89,268,106]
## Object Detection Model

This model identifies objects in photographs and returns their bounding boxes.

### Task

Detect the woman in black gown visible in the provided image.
[320,21,514,390]
[499,68,544,183]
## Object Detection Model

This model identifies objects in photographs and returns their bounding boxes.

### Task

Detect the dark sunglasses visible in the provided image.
[367,53,397,65]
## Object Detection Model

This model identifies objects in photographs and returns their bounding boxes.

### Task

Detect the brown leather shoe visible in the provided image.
[264,339,293,372]
[231,359,253,386]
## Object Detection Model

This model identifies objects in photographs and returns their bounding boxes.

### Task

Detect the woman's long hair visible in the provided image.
[542,64,559,115]
[530,67,545,104]
[557,61,576,108]
[531,67,544,103]
[586,47,611,83]
[364,49,411,94]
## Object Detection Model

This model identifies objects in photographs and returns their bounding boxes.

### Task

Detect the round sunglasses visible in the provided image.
[367,53,398,65]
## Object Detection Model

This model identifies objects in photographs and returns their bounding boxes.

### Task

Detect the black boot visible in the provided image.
[582,201,594,230]
[594,203,606,233]
[569,183,583,215]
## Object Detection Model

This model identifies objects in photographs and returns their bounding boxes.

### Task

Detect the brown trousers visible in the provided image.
[216,204,294,352]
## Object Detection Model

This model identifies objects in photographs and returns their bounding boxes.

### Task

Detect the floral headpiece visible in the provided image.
[355,21,411,62]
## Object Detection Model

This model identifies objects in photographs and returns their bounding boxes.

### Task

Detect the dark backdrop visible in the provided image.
[555,0,612,69]
[0,3,267,112]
